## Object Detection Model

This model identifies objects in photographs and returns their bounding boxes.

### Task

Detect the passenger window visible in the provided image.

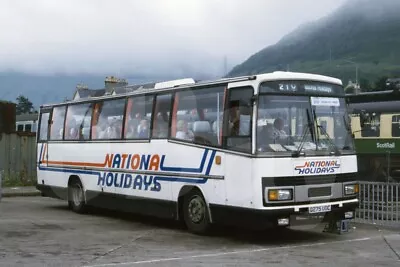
[172,86,225,146]
[124,95,154,139]
[92,98,125,140]
[224,87,254,152]
[39,112,50,141]
[360,112,380,137]
[65,103,93,141]
[152,94,172,139]
[392,115,400,137]
[50,106,66,140]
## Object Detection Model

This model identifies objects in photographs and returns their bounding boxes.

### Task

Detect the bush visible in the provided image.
[0,171,37,187]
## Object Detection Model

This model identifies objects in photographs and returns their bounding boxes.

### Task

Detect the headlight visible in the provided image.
[344,184,359,195]
[268,189,293,201]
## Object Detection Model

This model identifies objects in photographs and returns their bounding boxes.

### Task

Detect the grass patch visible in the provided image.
[1,171,37,187]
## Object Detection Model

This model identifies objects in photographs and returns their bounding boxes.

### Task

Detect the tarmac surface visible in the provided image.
[0,196,399,267]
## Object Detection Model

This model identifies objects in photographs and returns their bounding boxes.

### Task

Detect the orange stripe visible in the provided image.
[124,98,133,138]
[91,102,101,139]
[295,163,307,168]
[171,92,179,137]
[43,160,106,167]
[41,143,108,167]
[220,87,227,145]
[42,144,47,161]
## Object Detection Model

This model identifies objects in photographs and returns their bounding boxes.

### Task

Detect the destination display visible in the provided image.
[259,80,345,96]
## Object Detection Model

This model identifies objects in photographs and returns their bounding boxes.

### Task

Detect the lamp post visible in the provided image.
[342,59,359,87]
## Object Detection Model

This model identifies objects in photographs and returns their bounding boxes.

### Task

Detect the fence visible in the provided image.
[355,181,400,227]
[357,153,400,184]
[0,132,37,186]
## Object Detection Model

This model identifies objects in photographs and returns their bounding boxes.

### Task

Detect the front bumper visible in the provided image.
[209,198,358,229]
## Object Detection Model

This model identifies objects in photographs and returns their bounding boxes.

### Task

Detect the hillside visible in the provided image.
[227,0,400,88]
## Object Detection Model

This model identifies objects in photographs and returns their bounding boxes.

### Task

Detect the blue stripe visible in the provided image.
[38,144,210,185]
[39,165,101,176]
[39,165,208,185]
[39,144,44,163]
[160,149,209,173]
[205,150,216,175]
[154,176,207,184]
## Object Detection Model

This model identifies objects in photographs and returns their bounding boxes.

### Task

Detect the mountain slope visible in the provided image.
[227,0,400,87]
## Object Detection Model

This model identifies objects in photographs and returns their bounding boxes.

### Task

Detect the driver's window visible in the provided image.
[224,87,253,152]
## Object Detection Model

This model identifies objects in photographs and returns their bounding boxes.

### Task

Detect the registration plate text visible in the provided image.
[309,205,331,214]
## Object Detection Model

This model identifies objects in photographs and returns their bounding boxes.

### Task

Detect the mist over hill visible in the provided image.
[0,71,213,109]
[227,0,400,87]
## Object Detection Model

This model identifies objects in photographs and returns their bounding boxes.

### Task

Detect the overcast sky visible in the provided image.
[0,0,347,78]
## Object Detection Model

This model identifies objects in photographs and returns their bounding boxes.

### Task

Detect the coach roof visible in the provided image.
[40,71,343,108]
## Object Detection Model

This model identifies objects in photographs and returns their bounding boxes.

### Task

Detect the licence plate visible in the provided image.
[309,205,331,214]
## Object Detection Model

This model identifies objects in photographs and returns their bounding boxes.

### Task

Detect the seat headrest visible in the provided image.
[212,120,222,132]
[193,121,211,133]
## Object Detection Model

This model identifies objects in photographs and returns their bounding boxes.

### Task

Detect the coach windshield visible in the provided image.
[257,83,354,156]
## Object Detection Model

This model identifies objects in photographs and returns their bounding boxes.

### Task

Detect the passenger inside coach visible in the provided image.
[125,120,138,138]
[229,102,241,136]
[138,119,149,138]
[273,118,288,140]
[176,120,194,141]
[154,112,169,138]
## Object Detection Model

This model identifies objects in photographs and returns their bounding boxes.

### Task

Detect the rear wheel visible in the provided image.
[183,189,211,235]
[68,180,86,214]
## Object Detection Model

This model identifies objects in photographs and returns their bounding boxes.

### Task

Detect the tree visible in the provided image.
[373,76,389,91]
[359,78,371,92]
[15,95,34,115]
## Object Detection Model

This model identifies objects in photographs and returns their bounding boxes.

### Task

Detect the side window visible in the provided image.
[50,106,66,140]
[65,103,93,141]
[25,124,32,132]
[124,95,153,139]
[92,98,125,140]
[392,115,400,137]
[171,86,225,146]
[224,87,254,152]
[38,112,50,141]
[152,94,172,139]
[361,112,380,137]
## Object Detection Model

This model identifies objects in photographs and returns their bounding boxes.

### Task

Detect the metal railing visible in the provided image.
[355,181,400,227]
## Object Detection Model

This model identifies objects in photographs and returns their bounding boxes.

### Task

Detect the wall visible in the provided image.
[0,101,16,134]
[0,132,36,185]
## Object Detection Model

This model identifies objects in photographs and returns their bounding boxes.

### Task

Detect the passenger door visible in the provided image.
[223,86,255,208]
[38,108,52,167]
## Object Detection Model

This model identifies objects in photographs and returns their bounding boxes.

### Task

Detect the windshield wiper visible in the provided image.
[291,124,310,157]
[315,124,341,156]
[292,109,314,157]
[310,108,340,156]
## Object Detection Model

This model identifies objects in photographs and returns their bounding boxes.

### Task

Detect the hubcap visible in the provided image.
[188,195,205,224]
[72,184,83,206]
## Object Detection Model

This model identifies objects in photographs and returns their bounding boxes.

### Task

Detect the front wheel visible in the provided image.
[68,180,87,214]
[183,189,211,235]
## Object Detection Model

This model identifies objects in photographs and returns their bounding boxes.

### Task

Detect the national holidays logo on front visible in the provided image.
[294,160,340,175]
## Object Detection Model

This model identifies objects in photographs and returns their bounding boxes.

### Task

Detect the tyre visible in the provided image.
[183,189,211,234]
[68,180,87,214]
